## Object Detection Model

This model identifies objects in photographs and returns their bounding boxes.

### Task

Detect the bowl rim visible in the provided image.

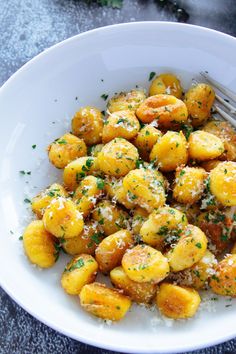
[1,21,236,353]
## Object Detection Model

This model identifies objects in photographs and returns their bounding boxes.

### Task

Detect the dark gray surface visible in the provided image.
[1,1,236,353]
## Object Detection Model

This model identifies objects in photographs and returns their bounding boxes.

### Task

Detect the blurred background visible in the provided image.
[1,1,236,353]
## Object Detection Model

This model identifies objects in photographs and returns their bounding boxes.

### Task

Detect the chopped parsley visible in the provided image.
[96,178,105,190]
[179,170,185,177]
[19,170,31,175]
[149,71,156,81]
[101,93,109,101]
[32,144,36,149]
[195,242,202,249]
[57,139,67,145]
[67,258,85,272]
[24,198,31,204]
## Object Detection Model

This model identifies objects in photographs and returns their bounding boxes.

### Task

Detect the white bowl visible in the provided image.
[0,22,236,353]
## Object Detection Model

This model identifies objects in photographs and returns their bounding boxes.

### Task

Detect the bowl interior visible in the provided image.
[0,22,236,353]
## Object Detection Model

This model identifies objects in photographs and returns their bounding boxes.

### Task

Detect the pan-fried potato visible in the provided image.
[140,207,188,248]
[91,200,129,236]
[188,131,224,161]
[122,244,169,283]
[79,282,131,321]
[48,133,87,169]
[136,94,188,128]
[150,131,188,172]
[209,161,236,206]
[167,224,208,272]
[72,106,103,145]
[184,83,215,127]
[61,254,98,295]
[156,283,201,319]
[31,183,67,219]
[43,197,84,238]
[95,229,134,273]
[102,110,140,143]
[97,138,139,177]
[149,73,183,98]
[110,266,157,303]
[23,220,56,268]
[210,254,236,296]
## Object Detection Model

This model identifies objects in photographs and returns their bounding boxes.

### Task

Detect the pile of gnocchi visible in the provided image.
[23,72,236,322]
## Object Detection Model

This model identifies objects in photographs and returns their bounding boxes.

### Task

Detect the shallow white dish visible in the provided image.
[0,22,236,353]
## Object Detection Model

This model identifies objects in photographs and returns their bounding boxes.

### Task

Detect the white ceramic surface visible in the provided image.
[0,22,236,353]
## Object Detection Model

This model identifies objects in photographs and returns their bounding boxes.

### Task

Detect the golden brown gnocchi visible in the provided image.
[91,200,129,236]
[97,138,139,177]
[61,254,98,295]
[173,167,207,204]
[167,224,208,272]
[156,283,201,319]
[31,183,68,219]
[136,94,188,128]
[95,229,134,273]
[133,125,162,161]
[184,83,215,127]
[107,90,146,113]
[188,131,224,161]
[43,197,84,238]
[210,254,236,296]
[149,73,183,98]
[79,282,131,321]
[72,175,104,217]
[102,110,140,143]
[23,220,56,268]
[140,207,188,248]
[72,106,103,145]
[110,266,157,303]
[209,161,236,206]
[48,133,87,169]
[150,131,188,171]
[122,168,166,212]
[122,244,170,283]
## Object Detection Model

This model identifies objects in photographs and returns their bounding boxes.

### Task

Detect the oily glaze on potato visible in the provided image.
[131,207,149,236]
[133,125,162,161]
[156,283,201,319]
[150,131,188,172]
[149,73,183,98]
[122,168,166,212]
[31,183,68,219]
[72,106,103,145]
[62,221,103,256]
[173,167,207,204]
[92,200,129,236]
[95,229,134,273]
[104,177,136,209]
[23,220,56,268]
[136,94,188,128]
[122,244,170,283]
[184,83,215,127]
[63,156,98,191]
[102,110,140,143]
[48,133,87,169]
[110,266,157,303]
[72,176,104,217]
[209,161,236,206]
[97,138,139,177]
[61,254,98,295]
[43,197,84,238]
[167,224,208,272]
[79,282,131,321]
[197,210,234,254]
[210,254,236,296]
[140,207,188,249]
[188,131,224,161]
[107,90,146,113]
[203,120,236,161]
